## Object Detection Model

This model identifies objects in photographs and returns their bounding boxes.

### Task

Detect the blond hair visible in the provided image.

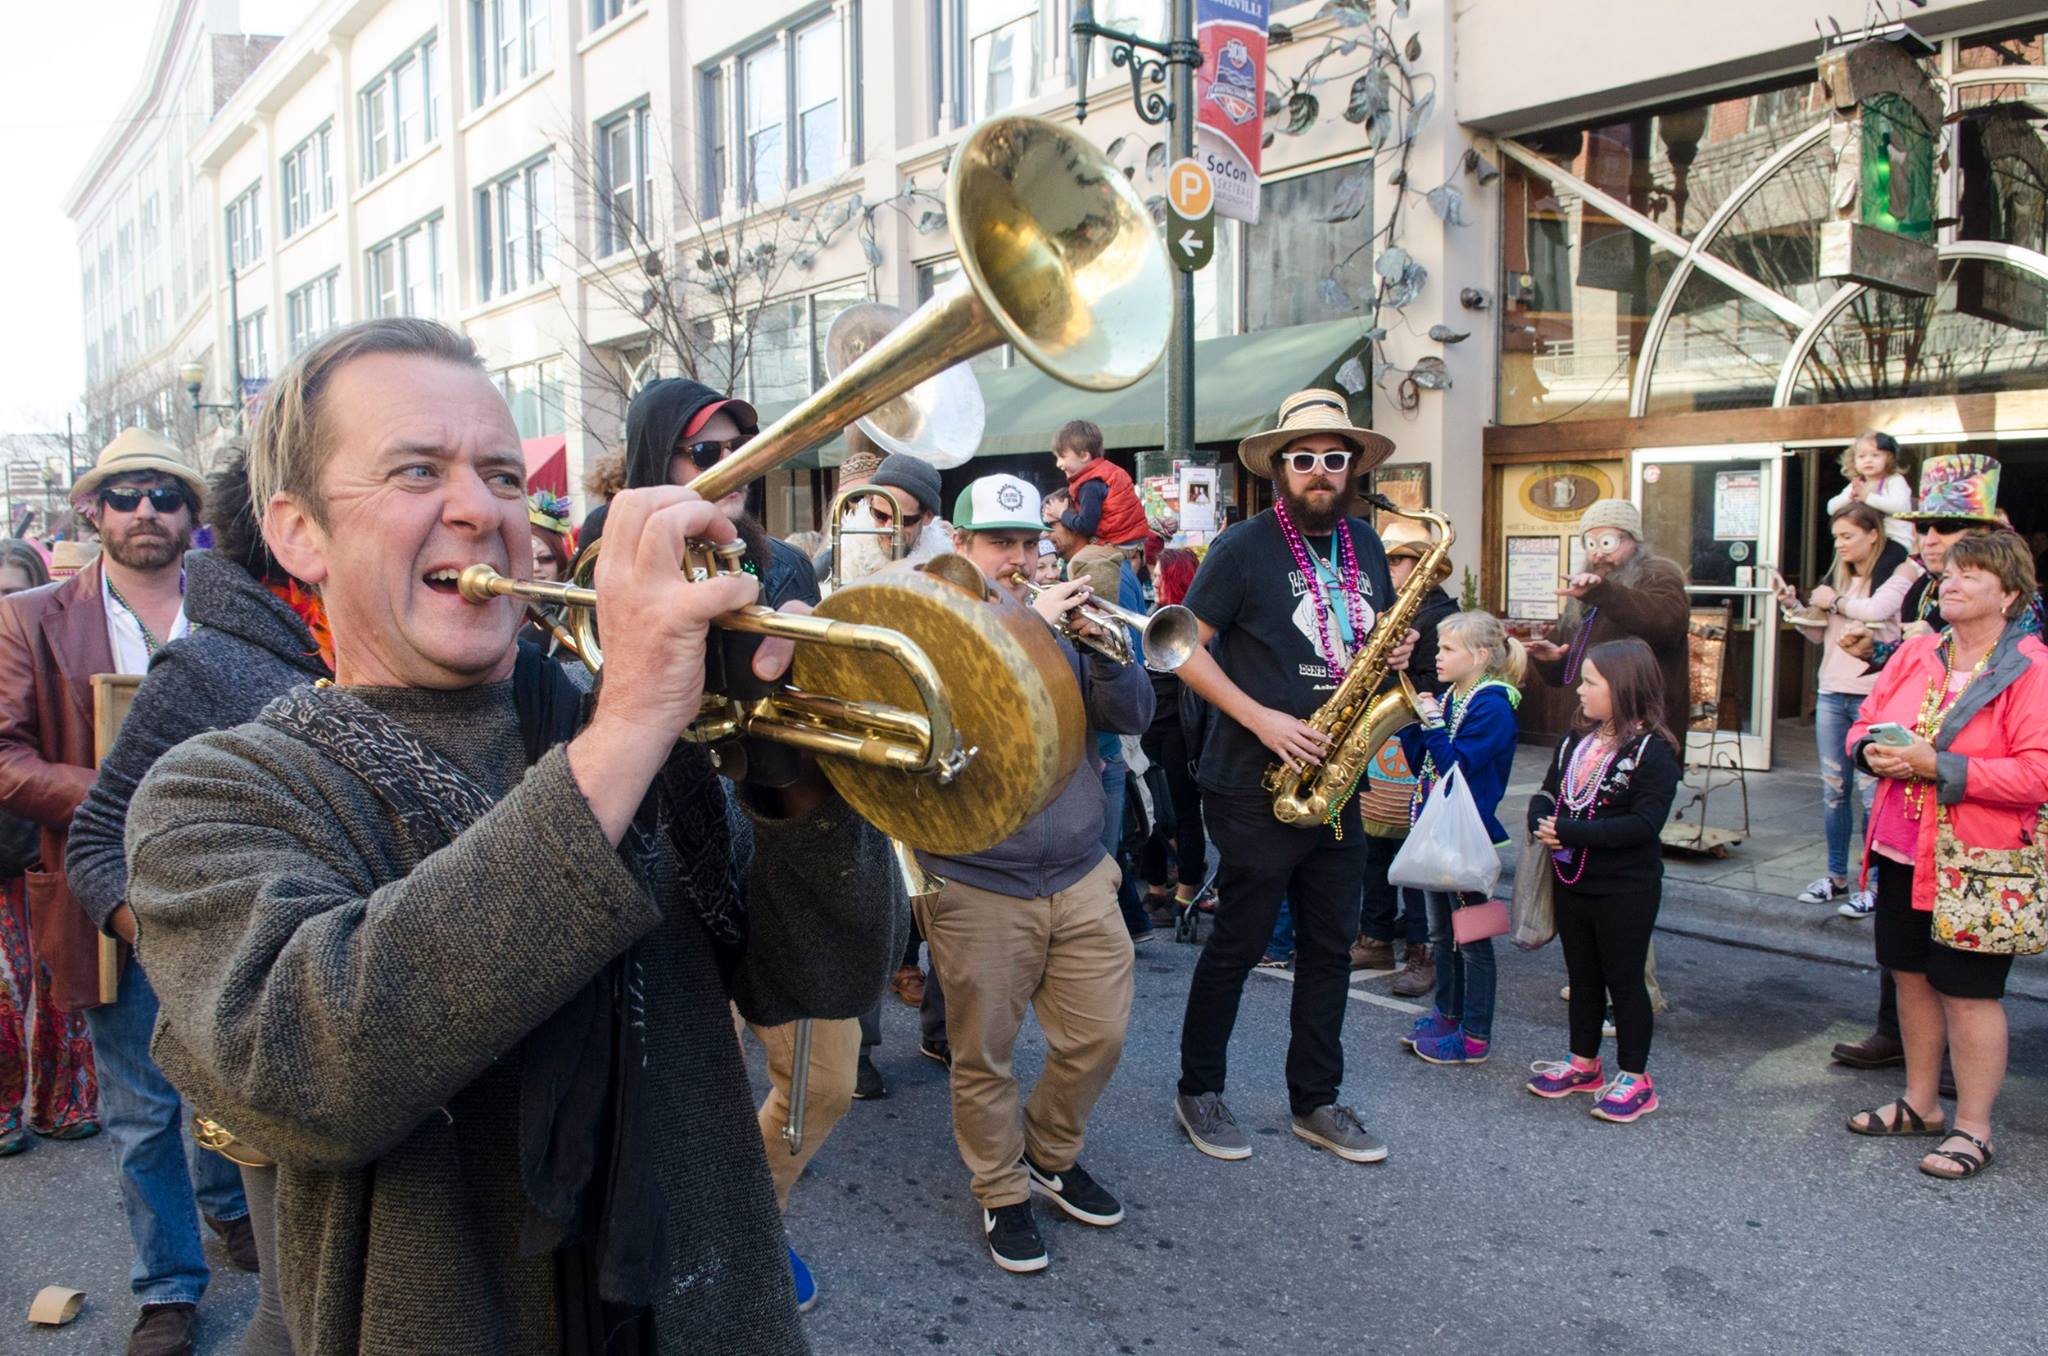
[1438,609,1527,686]
[248,318,483,528]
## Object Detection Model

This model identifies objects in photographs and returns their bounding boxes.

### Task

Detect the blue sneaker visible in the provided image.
[1412,1030,1489,1065]
[1400,1009,1459,1049]
[787,1244,817,1312]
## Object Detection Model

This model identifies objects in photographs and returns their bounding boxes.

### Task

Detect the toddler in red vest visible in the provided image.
[1051,419,1149,548]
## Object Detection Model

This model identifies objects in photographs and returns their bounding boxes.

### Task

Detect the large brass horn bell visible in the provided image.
[461,115,1172,855]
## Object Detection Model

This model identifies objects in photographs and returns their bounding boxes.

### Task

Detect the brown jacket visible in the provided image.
[0,560,113,1011]
[1532,553,1693,743]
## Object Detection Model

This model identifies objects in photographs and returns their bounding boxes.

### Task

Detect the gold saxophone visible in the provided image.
[1264,495,1457,827]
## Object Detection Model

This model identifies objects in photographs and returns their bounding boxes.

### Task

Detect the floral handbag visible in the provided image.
[1931,806,2048,956]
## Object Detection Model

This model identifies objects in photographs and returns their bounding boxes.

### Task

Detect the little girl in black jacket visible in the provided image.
[1523,638,1680,1123]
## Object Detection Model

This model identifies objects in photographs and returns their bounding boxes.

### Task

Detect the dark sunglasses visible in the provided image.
[1282,449,1353,475]
[99,486,190,515]
[1920,519,1981,535]
[681,434,752,469]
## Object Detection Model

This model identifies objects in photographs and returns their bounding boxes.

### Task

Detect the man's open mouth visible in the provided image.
[423,568,463,595]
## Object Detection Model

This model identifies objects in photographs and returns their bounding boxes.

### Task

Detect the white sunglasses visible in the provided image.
[1282,449,1353,475]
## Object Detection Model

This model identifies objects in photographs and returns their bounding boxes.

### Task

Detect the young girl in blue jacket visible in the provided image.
[1397,611,1525,1065]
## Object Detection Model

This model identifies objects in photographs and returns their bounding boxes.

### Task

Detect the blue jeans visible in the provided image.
[81,962,247,1306]
[1101,758,1149,935]
[1815,691,1873,882]
[1267,898,1295,959]
[1423,890,1497,1041]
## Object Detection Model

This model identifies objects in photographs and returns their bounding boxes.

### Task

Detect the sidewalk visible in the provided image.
[1496,719,2048,1003]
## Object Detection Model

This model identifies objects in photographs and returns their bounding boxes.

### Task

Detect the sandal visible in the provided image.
[1847,1098,1946,1137]
[1919,1130,1994,1181]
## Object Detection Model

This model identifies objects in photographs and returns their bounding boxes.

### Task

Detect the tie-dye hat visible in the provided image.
[1898,453,2001,524]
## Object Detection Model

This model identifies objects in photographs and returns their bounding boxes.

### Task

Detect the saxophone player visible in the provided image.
[1172,390,1417,1166]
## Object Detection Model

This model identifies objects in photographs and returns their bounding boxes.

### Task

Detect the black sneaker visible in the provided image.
[1023,1153,1124,1226]
[983,1202,1048,1273]
[919,1038,952,1068]
[852,1049,887,1100]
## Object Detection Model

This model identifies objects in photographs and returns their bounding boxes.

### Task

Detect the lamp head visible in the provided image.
[178,360,205,404]
[1071,1,1096,121]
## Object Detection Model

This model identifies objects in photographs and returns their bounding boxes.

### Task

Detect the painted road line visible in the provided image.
[1251,965,1427,1015]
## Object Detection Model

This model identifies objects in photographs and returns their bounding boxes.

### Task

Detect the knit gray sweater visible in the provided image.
[126,678,905,1355]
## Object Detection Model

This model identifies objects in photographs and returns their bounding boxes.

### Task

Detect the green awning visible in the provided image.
[780,315,1370,469]
[972,315,1373,457]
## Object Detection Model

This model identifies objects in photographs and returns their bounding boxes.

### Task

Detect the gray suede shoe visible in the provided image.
[1175,1092,1251,1161]
[1290,1103,1388,1163]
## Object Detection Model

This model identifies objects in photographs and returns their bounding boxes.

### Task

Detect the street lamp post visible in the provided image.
[181,254,246,435]
[1072,0,1201,461]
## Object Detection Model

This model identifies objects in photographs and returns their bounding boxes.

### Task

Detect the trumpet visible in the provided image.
[1007,572,1200,672]
[461,114,1172,858]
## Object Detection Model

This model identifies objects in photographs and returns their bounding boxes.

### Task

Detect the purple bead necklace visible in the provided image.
[1550,727,1621,886]
[1273,499,1365,678]
[1561,606,1599,683]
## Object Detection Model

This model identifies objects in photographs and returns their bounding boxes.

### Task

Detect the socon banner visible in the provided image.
[1196,0,1268,224]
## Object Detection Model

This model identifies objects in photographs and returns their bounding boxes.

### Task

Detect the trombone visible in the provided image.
[462,113,1173,859]
[1007,572,1200,673]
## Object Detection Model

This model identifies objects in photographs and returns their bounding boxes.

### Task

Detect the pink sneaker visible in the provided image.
[1590,1073,1658,1123]
[1525,1058,1603,1098]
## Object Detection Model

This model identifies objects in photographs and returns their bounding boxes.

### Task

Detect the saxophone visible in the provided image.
[1264,494,1457,826]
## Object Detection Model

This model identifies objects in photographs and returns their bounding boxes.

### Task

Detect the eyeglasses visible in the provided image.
[1282,449,1353,475]
[99,486,189,515]
[1919,519,1979,536]
[681,434,752,469]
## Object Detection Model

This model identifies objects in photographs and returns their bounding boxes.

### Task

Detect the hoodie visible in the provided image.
[66,550,331,930]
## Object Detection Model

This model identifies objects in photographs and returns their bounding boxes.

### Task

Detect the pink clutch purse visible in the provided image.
[1452,898,1513,945]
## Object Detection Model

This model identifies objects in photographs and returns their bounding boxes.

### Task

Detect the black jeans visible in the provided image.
[1554,880,1660,1073]
[1358,833,1427,945]
[1178,789,1367,1115]
[1139,721,1207,893]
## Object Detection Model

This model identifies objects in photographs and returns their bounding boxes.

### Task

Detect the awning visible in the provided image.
[748,315,1370,470]
[523,435,568,496]
[973,316,1372,457]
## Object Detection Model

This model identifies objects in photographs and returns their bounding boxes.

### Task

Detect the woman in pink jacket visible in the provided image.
[1843,530,2048,1181]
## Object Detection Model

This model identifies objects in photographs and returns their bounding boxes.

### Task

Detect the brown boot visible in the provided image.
[1349,936,1395,972]
[126,1303,197,1356]
[1390,944,1436,998]
[889,964,926,1008]
[206,1213,260,1272]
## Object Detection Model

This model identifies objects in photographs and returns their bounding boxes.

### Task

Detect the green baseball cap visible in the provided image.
[952,474,1044,532]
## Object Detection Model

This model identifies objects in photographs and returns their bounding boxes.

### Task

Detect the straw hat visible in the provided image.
[73,427,206,506]
[1237,388,1394,481]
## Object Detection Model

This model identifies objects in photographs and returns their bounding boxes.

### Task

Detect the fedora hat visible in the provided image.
[73,427,206,508]
[1237,389,1394,481]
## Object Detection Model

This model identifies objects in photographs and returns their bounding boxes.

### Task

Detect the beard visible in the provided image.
[830,509,949,590]
[1279,477,1357,535]
[1562,545,1648,628]
[102,517,192,571]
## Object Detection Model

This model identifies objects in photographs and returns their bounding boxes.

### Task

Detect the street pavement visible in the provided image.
[5,924,2043,1354]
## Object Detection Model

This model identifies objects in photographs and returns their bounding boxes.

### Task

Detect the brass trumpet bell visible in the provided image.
[824,303,984,470]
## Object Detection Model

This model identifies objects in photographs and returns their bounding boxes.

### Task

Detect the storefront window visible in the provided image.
[1243,163,1371,333]
[1953,76,2048,254]
[1789,256,2048,405]
[1641,272,1801,416]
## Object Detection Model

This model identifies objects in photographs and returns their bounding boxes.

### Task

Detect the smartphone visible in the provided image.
[1868,722,1914,748]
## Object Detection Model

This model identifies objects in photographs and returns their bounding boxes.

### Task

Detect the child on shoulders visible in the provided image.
[1051,419,1149,549]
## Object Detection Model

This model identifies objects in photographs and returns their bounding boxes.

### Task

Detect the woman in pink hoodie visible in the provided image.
[1843,530,2048,1181]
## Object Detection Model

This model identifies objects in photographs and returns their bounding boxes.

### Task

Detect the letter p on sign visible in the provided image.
[1168,161,1214,219]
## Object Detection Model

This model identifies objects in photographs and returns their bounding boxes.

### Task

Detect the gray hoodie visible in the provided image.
[67,549,330,929]
[918,626,1153,898]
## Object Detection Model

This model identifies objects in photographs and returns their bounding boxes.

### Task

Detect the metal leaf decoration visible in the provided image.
[1146,141,1168,176]
[1344,75,1374,124]
[1367,110,1395,151]
[1460,287,1492,310]
[1318,277,1352,311]
[915,209,947,234]
[1334,355,1368,395]
[1409,356,1452,390]
[859,236,883,267]
[1145,194,1168,227]
[1375,246,1412,282]
[1106,135,1128,160]
[1405,32,1423,62]
[1406,91,1436,144]
[1425,184,1468,226]
[1393,0,1410,16]
[1316,1,1373,23]
[1427,325,1469,343]
[1265,89,1287,119]
[1286,90,1320,135]
[1364,326,1387,341]
[1317,169,1371,223]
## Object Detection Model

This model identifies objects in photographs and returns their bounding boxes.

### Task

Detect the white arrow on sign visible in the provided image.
[1178,229,1201,256]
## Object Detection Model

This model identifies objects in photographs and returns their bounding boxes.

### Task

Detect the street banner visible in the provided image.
[1195,0,1267,224]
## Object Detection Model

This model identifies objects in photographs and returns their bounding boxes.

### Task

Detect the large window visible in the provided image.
[226,182,262,270]
[361,36,440,181]
[590,0,640,31]
[965,0,1038,121]
[733,280,866,406]
[1243,164,1372,333]
[597,103,651,256]
[494,356,568,438]
[239,309,269,381]
[281,125,334,237]
[477,158,554,300]
[286,272,339,354]
[472,0,548,106]
[365,216,443,318]
[917,257,1012,371]
[712,12,856,209]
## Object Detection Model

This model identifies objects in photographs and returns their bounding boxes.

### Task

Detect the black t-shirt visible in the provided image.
[1184,510,1393,795]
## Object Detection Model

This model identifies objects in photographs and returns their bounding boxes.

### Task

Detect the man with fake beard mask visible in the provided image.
[0,429,247,1356]
[1527,498,1691,742]
[818,451,950,592]
[1170,390,1417,1169]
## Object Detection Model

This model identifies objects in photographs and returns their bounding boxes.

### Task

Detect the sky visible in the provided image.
[0,0,312,437]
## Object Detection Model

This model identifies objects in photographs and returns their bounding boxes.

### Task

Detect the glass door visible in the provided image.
[1631,445,1785,770]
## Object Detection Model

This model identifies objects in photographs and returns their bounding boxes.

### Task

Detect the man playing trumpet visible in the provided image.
[124,319,905,1354]
[915,473,1152,1275]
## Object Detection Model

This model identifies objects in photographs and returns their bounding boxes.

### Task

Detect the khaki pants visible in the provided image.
[733,1010,863,1211]
[918,854,1134,1209]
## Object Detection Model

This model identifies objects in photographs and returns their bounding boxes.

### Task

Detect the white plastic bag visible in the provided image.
[1386,766,1502,896]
